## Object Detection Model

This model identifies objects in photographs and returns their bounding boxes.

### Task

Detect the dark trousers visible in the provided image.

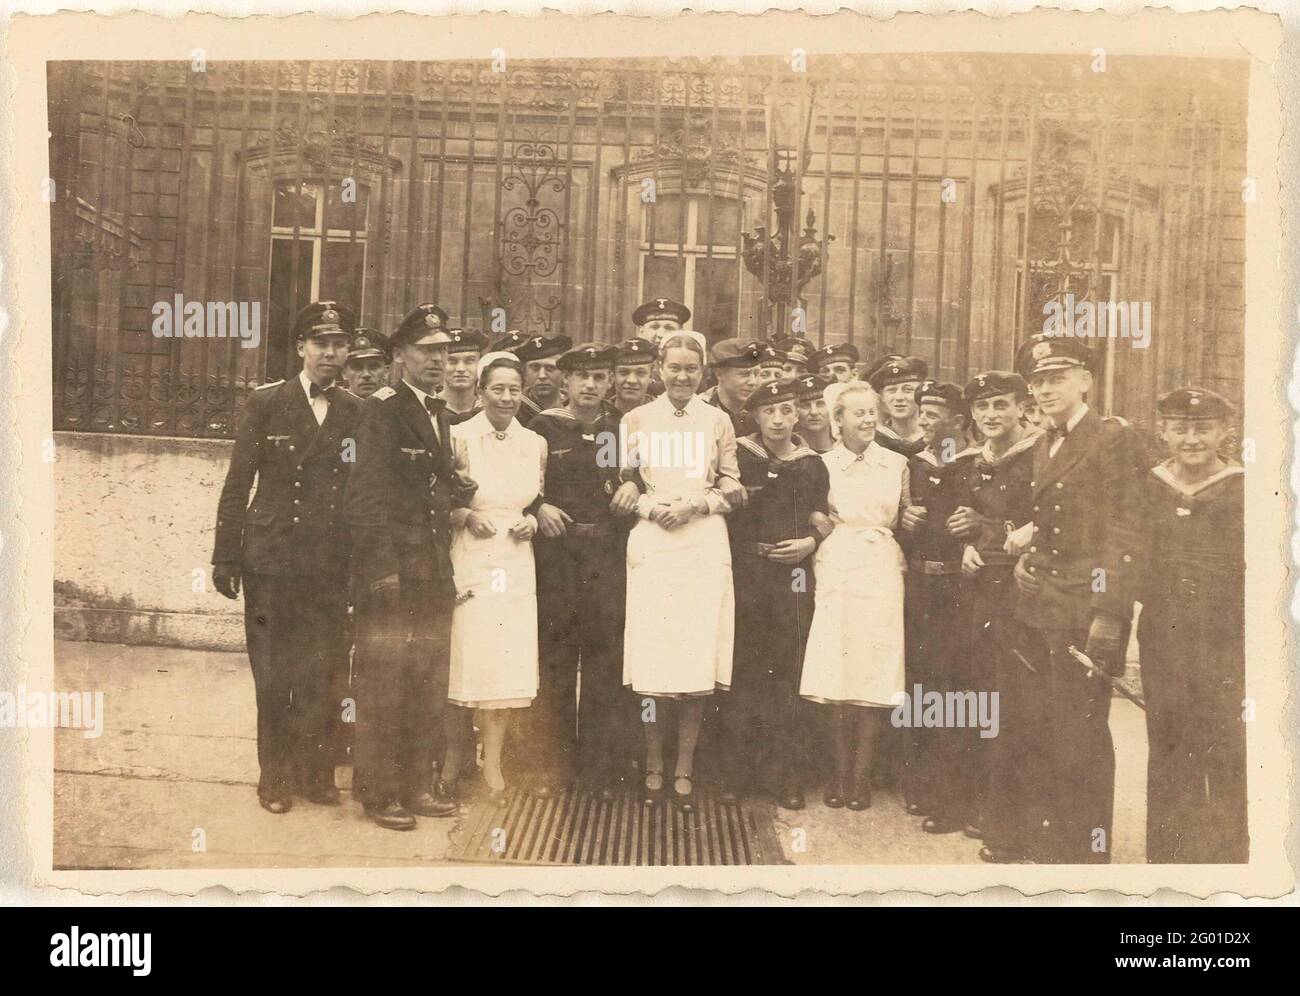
[718,551,812,792]
[1012,625,1115,863]
[1140,610,1248,863]
[351,579,452,808]
[242,572,347,800]
[977,572,1049,853]
[510,533,629,789]
[901,572,971,816]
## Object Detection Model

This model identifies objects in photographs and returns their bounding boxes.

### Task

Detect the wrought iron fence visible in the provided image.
[48,54,1248,438]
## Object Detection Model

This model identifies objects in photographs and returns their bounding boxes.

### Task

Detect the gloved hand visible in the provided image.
[213,563,241,599]
[1085,613,1128,678]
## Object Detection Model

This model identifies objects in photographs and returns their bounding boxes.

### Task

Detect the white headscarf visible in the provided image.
[658,328,708,360]
[476,350,522,381]
[823,380,878,442]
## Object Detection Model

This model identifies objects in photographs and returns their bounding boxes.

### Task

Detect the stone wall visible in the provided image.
[54,431,245,651]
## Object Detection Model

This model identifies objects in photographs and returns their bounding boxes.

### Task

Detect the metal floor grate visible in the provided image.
[446,784,788,866]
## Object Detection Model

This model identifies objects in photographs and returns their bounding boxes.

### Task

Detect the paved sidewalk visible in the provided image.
[52,640,1147,868]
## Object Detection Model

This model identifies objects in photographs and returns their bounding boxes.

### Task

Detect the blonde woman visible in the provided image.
[800,381,910,810]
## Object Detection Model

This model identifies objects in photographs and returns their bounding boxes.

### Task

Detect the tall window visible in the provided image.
[268,180,369,378]
[640,194,740,344]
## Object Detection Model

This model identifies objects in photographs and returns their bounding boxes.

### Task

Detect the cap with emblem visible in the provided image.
[293,300,356,342]
[757,343,785,369]
[444,327,489,354]
[347,327,390,362]
[773,335,816,366]
[391,303,451,349]
[709,338,763,369]
[745,377,803,411]
[1014,332,1095,380]
[514,334,572,363]
[614,337,656,365]
[915,380,966,413]
[557,342,619,372]
[964,370,1026,403]
[867,354,929,392]
[632,297,691,327]
[488,329,528,353]
[814,342,860,369]
[1156,386,1235,420]
[794,373,833,400]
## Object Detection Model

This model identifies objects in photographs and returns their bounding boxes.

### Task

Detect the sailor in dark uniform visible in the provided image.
[699,337,762,437]
[342,327,391,399]
[772,335,816,380]
[511,333,572,427]
[794,373,835,455]
[718,377,830,810]
[605,337,657,418]
[757,342,786,385]
[814,342,860,384]
[632,296,691,344]
[954,371,1042,861]
[438,327,489,424]
[343,303,475,831]
[1138,387,1247,863]
[897,380,979,830]
[520,344,629,800]
[1010,334,1147,863]
[212,301,361,814]
[868,355,930,457]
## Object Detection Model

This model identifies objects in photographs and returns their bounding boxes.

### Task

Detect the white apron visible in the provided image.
[800,441,908,707]
[448,414,546,709]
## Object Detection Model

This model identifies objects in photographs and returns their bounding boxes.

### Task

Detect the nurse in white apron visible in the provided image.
[616,331,741,813]
[441,352,547,803]
[799,381,910,811]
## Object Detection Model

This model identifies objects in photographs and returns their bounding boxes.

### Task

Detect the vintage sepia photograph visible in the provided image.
[3,7,1291,899]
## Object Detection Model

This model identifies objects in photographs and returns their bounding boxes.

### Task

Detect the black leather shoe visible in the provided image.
[846,782,872,811]
[777,787,805,811]
[305,783,340,806]
[671,775,697,814]
[403,790,458,818]
[963,824,984,840]
[823,782,845,808]
[717,784,742,806]
[434,780,459,804]
[259,796,292,815]
[922,814,964,834]
[978,845,1026,864]
[906,801,927,817]
[364,801,416,831]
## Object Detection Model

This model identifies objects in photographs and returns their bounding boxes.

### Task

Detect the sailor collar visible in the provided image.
[1151,459,1244,499]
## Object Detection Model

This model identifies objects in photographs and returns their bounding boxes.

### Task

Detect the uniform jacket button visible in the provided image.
[293,516,301,523]
[1033,505,1039,513]
[1053,504,1061,511]
[1050,569,1059,576]
[293,499,300,505]
[1030,546,1037,553]
[1051,549,1059,556]
[294,481,301,488]
[1052,526,1060,534]
[1056,482,1064,489]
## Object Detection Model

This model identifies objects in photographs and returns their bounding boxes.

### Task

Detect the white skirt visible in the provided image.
[799,527,906,708]
[622,512,734,697]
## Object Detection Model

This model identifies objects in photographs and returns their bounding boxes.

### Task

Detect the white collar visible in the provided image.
[1051,403,1089,435]
[300,369,333,400]
[402,378,437,409]
[828,439,881,467]
[1151,459,1244,498]
[463,409,520,438]
[981,429,1041,465]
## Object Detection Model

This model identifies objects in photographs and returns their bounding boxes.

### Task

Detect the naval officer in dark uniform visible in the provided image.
[1139,387,1247,863]
[343,303,475,830]
[212,301,361,813]
[1010,333,1147,863]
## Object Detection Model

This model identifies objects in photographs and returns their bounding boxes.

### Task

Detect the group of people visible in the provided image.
[212,294,1247,864]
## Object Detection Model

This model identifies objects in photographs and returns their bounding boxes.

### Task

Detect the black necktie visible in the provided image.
[1047,424,1068,447]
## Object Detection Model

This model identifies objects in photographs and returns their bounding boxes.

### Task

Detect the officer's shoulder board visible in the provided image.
[254,379,285,391]
[371,386,398,401]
